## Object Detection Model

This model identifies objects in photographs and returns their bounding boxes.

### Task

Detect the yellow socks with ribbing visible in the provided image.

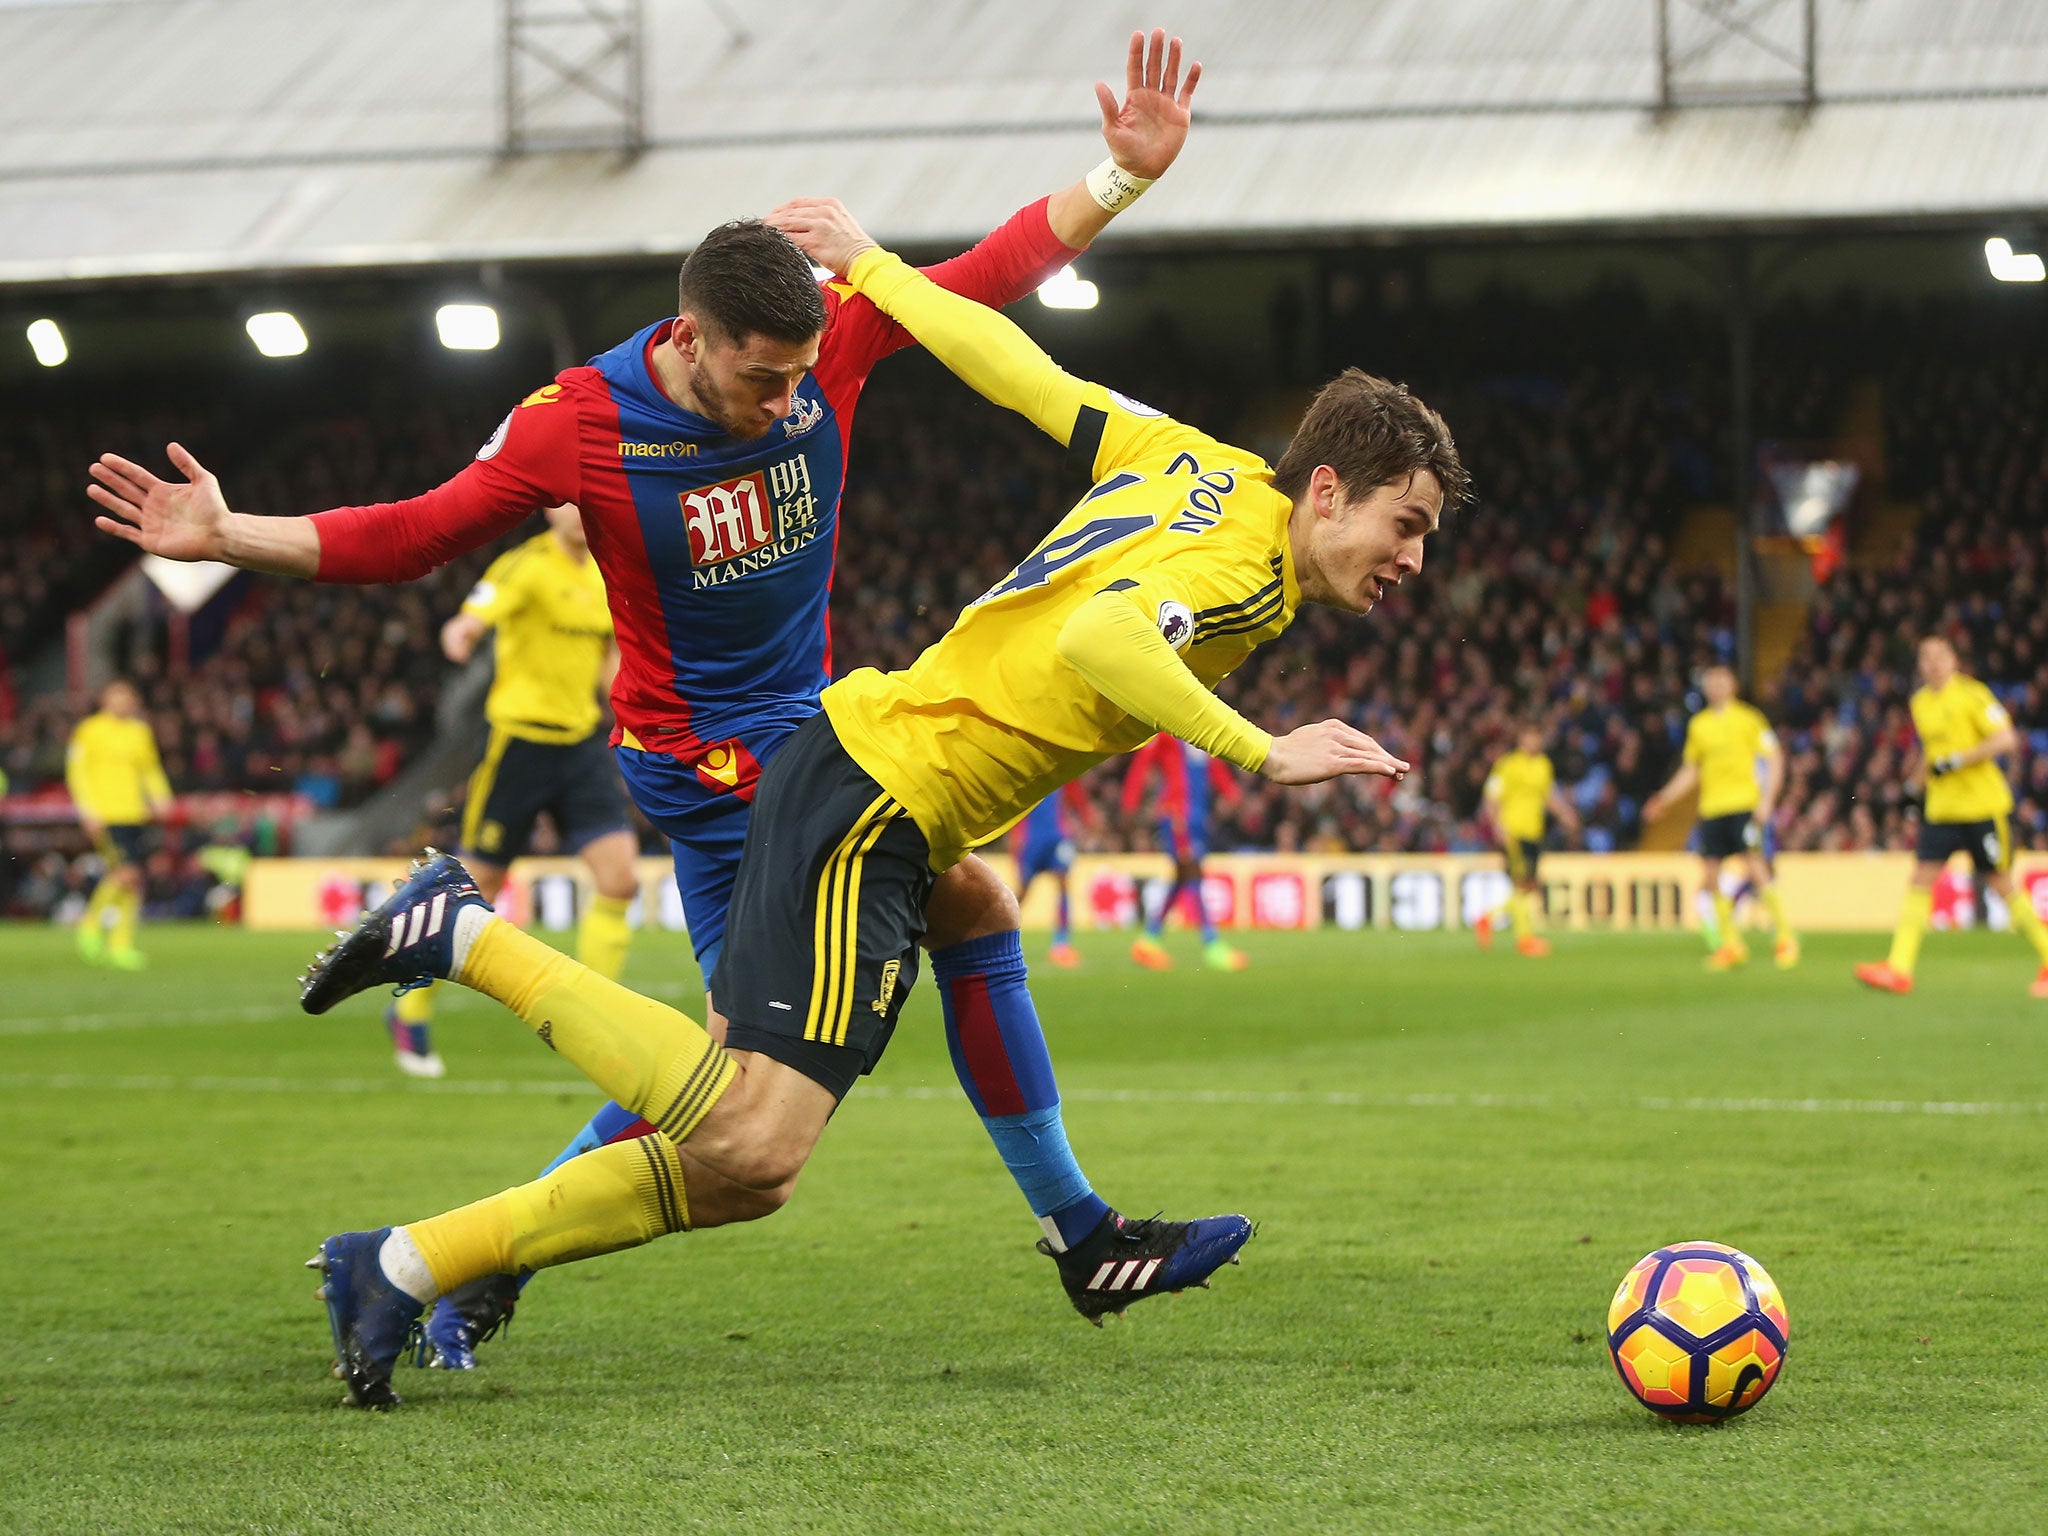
[2009,891,2048,966]
[1888,887,1933,977]
[1761,885,1793,941]
[108,883,140,954]
[456,917,733,1142]
[394,980,437,1026]
[1508,892,1534,943]
[406,1131,689,1293]
[577,893,635,982]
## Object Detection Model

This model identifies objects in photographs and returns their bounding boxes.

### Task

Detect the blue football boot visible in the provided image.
[415,1273,524,1371]
[1039,1210,1255,1324]
[300,849,492,1016]
[307,1228,426,1409]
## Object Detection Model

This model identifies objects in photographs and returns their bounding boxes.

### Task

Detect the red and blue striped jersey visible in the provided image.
[1120,733,1241,829]
[311,198,1078,803]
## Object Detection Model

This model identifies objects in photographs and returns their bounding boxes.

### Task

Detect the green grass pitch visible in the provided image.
[3,921,2045,1534]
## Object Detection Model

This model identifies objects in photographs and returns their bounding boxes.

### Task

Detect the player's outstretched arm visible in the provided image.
[776,208,1091,448]
[1054,587,1410,787]
[1045,28,1201,250]
[89,444,321,578]
[1642,762,1699,822]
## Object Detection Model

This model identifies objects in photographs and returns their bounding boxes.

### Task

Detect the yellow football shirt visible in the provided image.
[66,712,171,826]
[823,261,1296,870]
[1485,750,1554,842]
[1912,675,2013,824]
[1682,701,1777,818]
[463,531,614,743]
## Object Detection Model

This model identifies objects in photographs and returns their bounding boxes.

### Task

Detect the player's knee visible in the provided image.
[923,855,1020,950]
[708,1123,810,1193]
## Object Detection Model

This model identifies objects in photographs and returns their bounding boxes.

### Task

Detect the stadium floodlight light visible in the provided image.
[1037,265,1099,311]
[436,303,501,350]
[26,318,67,367]
[1985,237,2046,283]
[246,311,308,357]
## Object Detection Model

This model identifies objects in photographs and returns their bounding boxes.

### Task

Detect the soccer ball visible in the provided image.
[1606,1241,1789,1422]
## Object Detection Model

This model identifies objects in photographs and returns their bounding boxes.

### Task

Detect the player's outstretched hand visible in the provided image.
[88,443,232,563]
[1260,719,1410,786]
[764,198,878,279]
[1097,28,1202,180]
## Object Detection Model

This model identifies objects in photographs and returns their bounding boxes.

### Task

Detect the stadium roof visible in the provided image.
[2,0,2046,284]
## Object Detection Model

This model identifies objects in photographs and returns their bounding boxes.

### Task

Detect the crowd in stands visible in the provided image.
[3,281,2044,920]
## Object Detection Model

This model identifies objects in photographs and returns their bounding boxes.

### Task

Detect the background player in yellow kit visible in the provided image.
[1643,664,1799,970]
[1856,634,2048,998]
[1474,723,1580,957]
[65,679,171,970]
[299,197,1465,1407]
[384,502,641,1077]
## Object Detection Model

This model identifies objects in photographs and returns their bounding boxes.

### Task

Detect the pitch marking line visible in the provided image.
[0,1073,2040,1118]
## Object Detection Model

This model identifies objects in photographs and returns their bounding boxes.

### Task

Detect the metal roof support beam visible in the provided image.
[502,0,647,157]
[1657,0,1816,110]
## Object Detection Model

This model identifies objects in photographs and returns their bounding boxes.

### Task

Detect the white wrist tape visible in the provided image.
[1085,158,1155,214]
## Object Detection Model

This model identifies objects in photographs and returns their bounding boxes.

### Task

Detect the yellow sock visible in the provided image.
[407,1132,689,1292]
[81,877,114,932]
[459,919,734,1142]
[1888,887,1933,976]
[394,981,437,1025]
[2009,892,2048,967]
[1508,891,1534,942]
[109,884,140,952]
[1761,886,1793,941]
[577,893,635,982]
[1713,893,1737,950]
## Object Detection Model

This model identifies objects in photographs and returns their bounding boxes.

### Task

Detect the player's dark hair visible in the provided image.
[1271,368,1472,511]
[677,220,826,345]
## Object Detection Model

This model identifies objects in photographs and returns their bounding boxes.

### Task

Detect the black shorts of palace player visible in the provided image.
[710,712,935,1100]
[94,823,151,868]
[1916,815,2012,876]
[1505,838,1542,884]
[1695,811,1759,862]
[461,725,631,866]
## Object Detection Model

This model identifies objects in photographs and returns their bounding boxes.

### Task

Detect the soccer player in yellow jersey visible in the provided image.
[1856,635,2048,998]
[1643,665,1799,970]
[383,502,642,1077]
[66,679,171,970]
[1475,724,1580,957]
[296,196,1467,1405]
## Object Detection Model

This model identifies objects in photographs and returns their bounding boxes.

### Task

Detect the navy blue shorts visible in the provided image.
[461,726,630,868]
[1017,832,1074,887]
[1160,814,1210,863]
[95,823,150,867]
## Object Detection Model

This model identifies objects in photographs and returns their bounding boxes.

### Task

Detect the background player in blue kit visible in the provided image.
[1013,781,1097,968]
[1122,732,1247,971]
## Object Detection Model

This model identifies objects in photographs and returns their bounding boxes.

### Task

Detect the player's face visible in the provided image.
[1703,668,1735,706]
[102,682,141,718]
[1308,468,1442,615]
[543,502,588,552]
[1518,727,1544,754]
[1918,639,1955,687]
[677,320,820,440]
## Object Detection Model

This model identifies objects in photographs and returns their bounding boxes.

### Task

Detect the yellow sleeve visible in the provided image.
[64,725,93,808]
[845,248,1214,479]
[1054,590,1272,773]
[1483,765,1505,803]
[138,728,172,806]
[462,547,529,628]
[1978,683,2012,735]
[1681,716,1702,764]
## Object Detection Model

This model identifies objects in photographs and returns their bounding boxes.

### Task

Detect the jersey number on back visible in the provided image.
[977,514,1156,604]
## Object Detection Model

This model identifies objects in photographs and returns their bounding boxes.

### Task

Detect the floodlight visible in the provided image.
[26,318,67,367]
[1985,237,2045,284]
[436,303,501,350]
[1037,266,1099,311]
[246,311,308,357]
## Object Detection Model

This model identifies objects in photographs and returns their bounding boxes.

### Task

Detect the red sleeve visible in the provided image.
[819,196,1080,379]
[310,387,582,584]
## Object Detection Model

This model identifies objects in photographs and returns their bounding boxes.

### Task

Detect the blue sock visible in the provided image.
[537,1099,652,1176]
[934,930,1110,1251]
[1053,884,1071,947]
[1191,876,1219,944]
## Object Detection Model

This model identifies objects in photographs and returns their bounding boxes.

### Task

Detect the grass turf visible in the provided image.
[2,921,2044,1534]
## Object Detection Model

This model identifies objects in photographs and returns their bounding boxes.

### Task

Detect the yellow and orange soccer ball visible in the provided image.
[1606,1241,1789,1422]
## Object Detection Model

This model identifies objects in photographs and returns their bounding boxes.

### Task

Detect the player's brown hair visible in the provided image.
[1271,368,1472,511]
[677,220,827,345]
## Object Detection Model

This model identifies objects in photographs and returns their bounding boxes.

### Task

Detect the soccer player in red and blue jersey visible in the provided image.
[1013,780,1097,967]
[1121,732,1247,970]
[91,33,1207,1360]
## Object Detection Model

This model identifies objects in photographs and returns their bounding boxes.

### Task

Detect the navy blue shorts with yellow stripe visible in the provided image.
[1505,838,1542,884]
[711,712,935,1099]
[1917,814,2012,875]
[461,725,631,866]
[94,823,150,868]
